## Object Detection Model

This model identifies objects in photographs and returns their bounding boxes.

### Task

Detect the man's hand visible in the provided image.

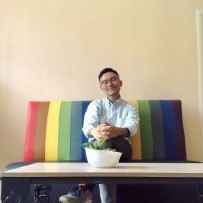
[91,123,130,139]
[90,123,110,140]
[97,123,118,138]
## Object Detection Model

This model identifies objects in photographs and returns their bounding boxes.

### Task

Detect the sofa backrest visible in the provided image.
[23,100,187,162]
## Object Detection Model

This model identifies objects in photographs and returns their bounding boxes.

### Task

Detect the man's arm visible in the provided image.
[82,100,100,138]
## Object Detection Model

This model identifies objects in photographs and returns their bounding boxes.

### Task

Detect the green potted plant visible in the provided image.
[82,136,122,168]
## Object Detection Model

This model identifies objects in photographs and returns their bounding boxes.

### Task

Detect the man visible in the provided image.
[59,67,139,203]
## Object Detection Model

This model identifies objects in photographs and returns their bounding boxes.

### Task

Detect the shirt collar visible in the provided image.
[105,97,122,107]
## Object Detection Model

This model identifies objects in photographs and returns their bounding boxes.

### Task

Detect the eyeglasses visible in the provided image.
[100,77,119,86]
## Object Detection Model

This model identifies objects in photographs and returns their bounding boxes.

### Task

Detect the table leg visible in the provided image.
[34,184,52,203]
[1,177,30,203]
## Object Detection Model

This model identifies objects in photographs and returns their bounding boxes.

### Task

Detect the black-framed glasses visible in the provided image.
[100,77,119,86]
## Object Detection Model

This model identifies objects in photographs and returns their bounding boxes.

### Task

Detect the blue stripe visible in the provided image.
[81,101,91,161]
[150,101,165,160]
[160,101,177,160]
[70,101,83,160]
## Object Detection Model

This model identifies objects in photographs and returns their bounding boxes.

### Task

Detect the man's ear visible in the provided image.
[120,80,123,87]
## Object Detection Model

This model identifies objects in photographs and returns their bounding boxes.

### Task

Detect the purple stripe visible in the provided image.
[172,100,187,160]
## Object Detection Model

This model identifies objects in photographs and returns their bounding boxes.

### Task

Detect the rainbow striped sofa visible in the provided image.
[23,100,187,162]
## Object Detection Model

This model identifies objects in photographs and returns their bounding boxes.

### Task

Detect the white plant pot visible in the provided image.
[85,147,122,168]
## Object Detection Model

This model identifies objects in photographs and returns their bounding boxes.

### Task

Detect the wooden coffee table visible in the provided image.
[2,162,203,202]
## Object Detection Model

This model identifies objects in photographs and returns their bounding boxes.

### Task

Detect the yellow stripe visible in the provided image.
[45,101,61,161]
[128,100,142,160]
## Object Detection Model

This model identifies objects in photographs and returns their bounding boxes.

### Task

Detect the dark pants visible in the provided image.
[103,135,132,162]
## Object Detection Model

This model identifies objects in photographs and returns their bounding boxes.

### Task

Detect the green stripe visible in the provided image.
[138,100,153,160]
[58,102,71,160]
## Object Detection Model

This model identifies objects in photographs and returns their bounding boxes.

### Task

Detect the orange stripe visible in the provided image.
[34,102,49,161]
[129,100,142,160]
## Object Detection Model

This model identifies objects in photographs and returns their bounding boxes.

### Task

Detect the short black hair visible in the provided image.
[98,67,119,81]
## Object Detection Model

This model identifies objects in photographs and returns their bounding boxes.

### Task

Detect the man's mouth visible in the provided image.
[107,87,115,91]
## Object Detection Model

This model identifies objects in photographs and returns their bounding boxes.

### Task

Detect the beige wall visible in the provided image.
[1,0,203,170]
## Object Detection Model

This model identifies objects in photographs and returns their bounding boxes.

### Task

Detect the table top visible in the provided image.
[2,162,203,178]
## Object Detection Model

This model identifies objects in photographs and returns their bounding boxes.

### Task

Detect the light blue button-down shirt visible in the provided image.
[82,97,139,141]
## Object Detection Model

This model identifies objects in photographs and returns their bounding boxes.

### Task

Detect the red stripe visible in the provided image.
[23,102,39,161]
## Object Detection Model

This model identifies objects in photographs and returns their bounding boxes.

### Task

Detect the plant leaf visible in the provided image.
[96,136,108,148]
[82,135,110,150]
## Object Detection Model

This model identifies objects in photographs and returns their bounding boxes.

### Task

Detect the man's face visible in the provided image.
[99,71,122,97]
